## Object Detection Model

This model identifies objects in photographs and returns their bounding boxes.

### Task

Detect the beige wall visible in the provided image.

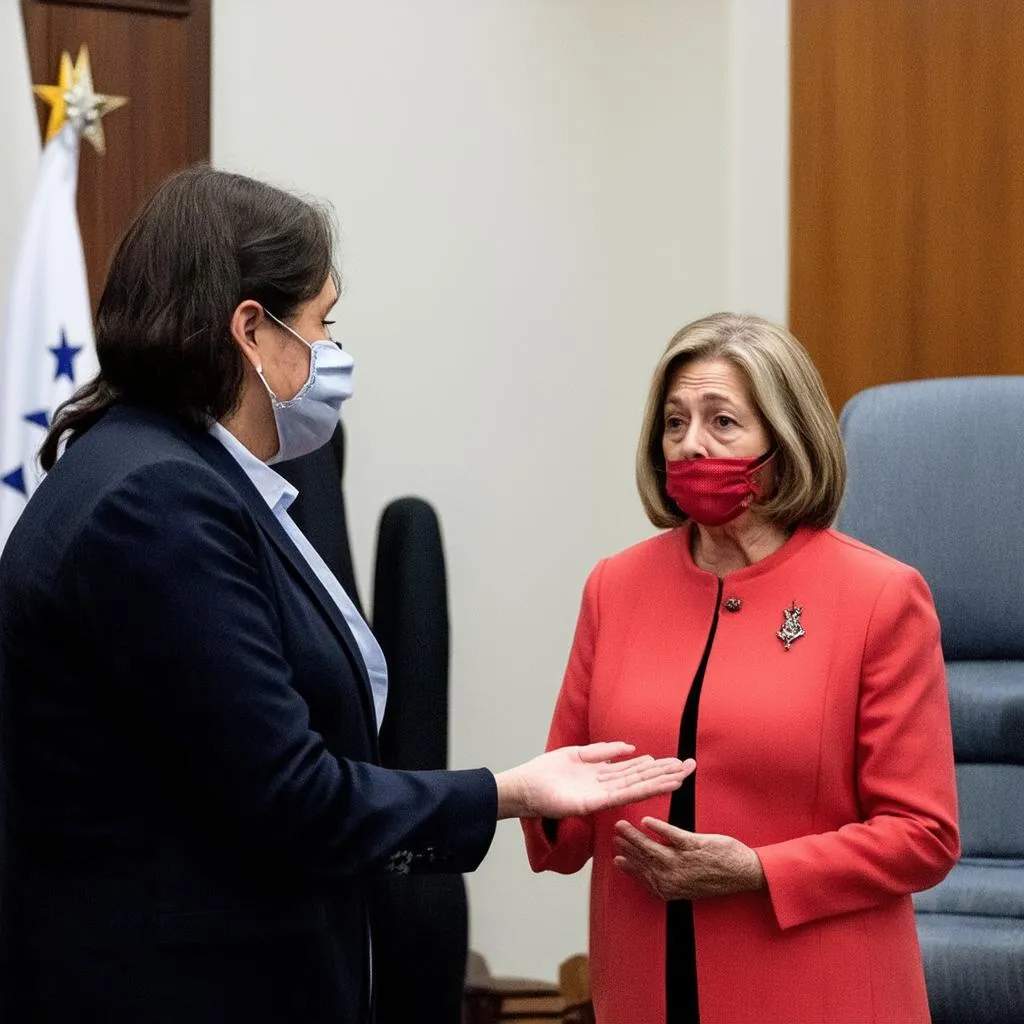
[0,0,41,342]
[209,0,789,980]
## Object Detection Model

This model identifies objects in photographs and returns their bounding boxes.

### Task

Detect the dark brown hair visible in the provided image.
[40,166,337,469]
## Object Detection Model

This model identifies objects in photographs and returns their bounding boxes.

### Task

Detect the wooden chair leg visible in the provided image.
[558,954,593,1024]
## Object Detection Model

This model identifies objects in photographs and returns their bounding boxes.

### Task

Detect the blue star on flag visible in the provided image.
[50,328,82,382]
[1,467,26,496]
[1,412,52,496]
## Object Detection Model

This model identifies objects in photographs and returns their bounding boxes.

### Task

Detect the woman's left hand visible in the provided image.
[613,817,765,901]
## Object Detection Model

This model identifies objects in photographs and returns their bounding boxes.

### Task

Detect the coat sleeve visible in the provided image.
[73,460,497,880]
[521,561,604,874]
[755,567,960,930]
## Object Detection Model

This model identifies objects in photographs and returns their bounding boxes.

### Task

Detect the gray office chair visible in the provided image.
[837,376,1024,1024]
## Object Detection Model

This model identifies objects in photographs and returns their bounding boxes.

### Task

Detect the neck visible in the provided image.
[220,375,279,462]
[691,515,789,576]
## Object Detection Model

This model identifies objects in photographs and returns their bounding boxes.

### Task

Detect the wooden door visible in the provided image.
[21,0,210,306]
[790,0,1024,411]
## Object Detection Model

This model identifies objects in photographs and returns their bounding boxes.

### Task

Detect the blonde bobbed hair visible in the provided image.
[636,312,846,530]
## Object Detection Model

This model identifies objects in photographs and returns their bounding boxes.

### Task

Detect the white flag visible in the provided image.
[0,125,99,551]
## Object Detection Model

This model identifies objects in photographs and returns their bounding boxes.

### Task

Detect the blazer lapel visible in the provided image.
[188,428,379,744]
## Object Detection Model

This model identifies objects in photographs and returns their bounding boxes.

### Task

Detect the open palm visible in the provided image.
[515,743,693,819]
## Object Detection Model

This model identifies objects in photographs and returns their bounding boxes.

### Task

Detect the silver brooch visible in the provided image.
[777,602,805,651]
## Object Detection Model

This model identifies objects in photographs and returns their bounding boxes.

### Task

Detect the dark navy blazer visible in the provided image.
[0,404,496,1023]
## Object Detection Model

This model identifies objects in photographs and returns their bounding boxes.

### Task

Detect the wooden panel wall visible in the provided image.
[22,0,210,307]
[790,0,1024,411]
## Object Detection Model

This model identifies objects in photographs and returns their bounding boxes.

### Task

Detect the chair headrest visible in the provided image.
[837,376,1024,660]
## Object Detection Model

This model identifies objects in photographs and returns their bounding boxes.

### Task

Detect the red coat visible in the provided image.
[523,526,959,1023]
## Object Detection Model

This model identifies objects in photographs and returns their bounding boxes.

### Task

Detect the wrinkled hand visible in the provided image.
[496,744,693,820]
[613,817,765,901]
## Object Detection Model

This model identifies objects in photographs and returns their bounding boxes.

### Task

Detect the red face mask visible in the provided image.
[665,451,775,527]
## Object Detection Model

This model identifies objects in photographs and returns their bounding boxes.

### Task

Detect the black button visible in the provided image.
[724,597,742,612]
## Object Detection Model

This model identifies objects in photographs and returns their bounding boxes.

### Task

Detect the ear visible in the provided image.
[229,300,268,373]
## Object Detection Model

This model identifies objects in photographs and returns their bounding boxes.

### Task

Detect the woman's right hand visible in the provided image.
[495,743,693,820]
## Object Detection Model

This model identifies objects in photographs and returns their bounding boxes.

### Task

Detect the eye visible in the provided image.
[714,415,736,429]
[322,319,336,328]
[664,414,685,430]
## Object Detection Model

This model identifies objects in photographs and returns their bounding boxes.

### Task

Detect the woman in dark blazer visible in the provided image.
[0,167,688,1024]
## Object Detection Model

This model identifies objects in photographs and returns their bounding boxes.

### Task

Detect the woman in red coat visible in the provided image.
[523,313,959,1023]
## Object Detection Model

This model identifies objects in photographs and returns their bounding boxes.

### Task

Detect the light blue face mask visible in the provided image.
[258,309,354,465]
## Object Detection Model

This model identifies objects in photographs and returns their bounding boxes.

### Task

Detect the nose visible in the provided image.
[678,421,708,460]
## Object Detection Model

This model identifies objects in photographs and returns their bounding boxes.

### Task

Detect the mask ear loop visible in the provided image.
[257,307,308,405]
[263,307,314,349]
[746,448,778,500]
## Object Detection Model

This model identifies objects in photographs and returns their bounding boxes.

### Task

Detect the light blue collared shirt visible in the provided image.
[210,422,388,731]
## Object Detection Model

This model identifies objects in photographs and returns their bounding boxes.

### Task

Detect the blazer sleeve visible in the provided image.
[521,561,603,874]
[755,567,960,930]
[73,460,497,880]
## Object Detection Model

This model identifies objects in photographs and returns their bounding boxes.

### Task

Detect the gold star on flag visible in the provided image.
[32,50,74,145]
[33,46,127,155]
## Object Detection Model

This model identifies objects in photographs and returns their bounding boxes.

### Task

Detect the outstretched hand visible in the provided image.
[496,743,693,820]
